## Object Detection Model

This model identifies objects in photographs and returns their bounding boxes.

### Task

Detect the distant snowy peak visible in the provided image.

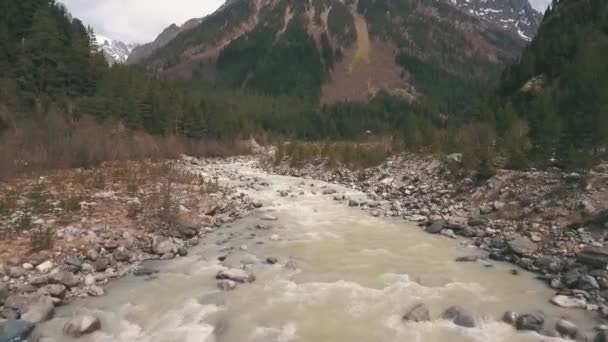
[444,0,542,41]
[95,34,138,65]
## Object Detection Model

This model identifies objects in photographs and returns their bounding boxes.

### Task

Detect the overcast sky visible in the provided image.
[59,0,225,43]
[60,0,552,44]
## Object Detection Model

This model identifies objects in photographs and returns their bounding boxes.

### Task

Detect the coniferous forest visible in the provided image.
[0,0,607,179]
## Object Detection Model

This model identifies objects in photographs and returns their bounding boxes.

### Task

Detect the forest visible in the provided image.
[0,0,607,180]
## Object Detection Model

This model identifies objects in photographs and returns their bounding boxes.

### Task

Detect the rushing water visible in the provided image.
[36,160,597,341]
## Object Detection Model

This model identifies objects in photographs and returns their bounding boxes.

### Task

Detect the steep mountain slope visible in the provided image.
[126,18,203,64]
[139,0,540,108]
[446,0,542,41]
[498,0,608,164]
[95,34,137,65]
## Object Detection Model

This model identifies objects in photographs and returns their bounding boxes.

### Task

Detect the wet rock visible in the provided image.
[63,314,101,337]
[261,214,278,221]
[425,221,444,234]
[440,306,475,328]
[507,235,537,256]
[596,331,608,342]
[402,303,430,322]
[551,295,587,309]
[20,296,54,324]
[48,270,79,288]
[579,275,601,291]
[555,319,579,339]
[579,246,608,269]
[502,311,518,325]
[133,267,159,277]
[266,257,278,265]
[322,189,337,195]
[515,312,545,331]
[152,236,175,255]
[92,257,110,272]
[0,320,35,342]
[87,285,105,297]
[284,260,298,270]
[455,256,480,263]
[217,280,238,291]
[0,283,7,305]
[216,269,255,284]
[176,247,188,257]
[1,308,19,320]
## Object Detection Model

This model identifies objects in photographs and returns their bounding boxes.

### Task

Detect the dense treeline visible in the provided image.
[497,0,608,169]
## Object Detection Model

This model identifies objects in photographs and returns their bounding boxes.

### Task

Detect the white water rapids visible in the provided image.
[36,160,597,341]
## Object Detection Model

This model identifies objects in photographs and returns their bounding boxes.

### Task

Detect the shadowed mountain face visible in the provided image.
[134,0,542,105]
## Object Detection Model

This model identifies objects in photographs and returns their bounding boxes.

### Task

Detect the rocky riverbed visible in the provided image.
[2,154,608,341]
[266,153,608,321]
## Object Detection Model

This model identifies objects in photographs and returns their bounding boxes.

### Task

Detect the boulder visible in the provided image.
[216,269,255,284]
[502,311,518,325]
[48,270,79,288]
[0,283,8,306]
[579,275,600,291]
[8,267,26,279]
[446,153,463,164]
[217,280,237,291]
[322,189,337,195]
[35,260,53,273]
[92,257,110,272]
[20,296,54,324]
[0,320,35,342]
[87,285,105,297]
[550,295,586,309]
[261,214,278,221]
[425,221,444,234]
[112,247,130,262]
[64,255,83,270]
[555,319,578,339]
[152,236,174,256]
[402,303,430,322]
[446,217,467,230]
[39,284,66,299]
[578,246,608,269]
[440,306,475,328]
[63,314,101,338]
[507,235,537,256]
[86,249,99,262]
[515,312,545,331]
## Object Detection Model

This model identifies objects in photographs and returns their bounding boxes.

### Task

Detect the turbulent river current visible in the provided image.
[37,160,596,341]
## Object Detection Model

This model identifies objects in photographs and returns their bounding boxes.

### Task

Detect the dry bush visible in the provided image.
[30,227,54,252]
[0,112,252,180]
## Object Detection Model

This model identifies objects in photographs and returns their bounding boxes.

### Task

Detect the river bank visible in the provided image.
[265,152,608,316]
[2,154,608,341]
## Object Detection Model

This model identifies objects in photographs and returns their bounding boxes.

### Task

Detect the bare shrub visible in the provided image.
[30,227,54,252]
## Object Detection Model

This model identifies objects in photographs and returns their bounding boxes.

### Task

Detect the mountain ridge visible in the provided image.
[95,34,138,65]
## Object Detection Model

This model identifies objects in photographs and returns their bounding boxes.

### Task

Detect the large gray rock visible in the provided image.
[38,284,66,299]
[63,314,101,337]
[112,246,130,262]
[515,312,545,331]
[555,319,578,339]
[440,306,475,328]
[152,236,174,256]
[0,283,8,306]
[48,270,79,288]
[426,221,444,234]
[579,246,608,269]
[20,296,54,324]
[0,320,35,342]
[446,217,467,230]
[550,295,587,309]
[507,235,537,256]
[402,303,430,322]
[216,269,255,284]
[92,257,110,272]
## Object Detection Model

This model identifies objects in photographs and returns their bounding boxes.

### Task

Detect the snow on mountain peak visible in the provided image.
[94,34,138,65]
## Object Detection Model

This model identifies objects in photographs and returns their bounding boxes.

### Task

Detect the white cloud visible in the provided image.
[529,0,552,12]
[59,0,225,43]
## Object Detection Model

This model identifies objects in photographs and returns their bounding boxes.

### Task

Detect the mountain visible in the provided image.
[136,0,541,108]
[497,0,608,166]
[126,18,203,64]
[95,34,138,65]
[446,0,542,41]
